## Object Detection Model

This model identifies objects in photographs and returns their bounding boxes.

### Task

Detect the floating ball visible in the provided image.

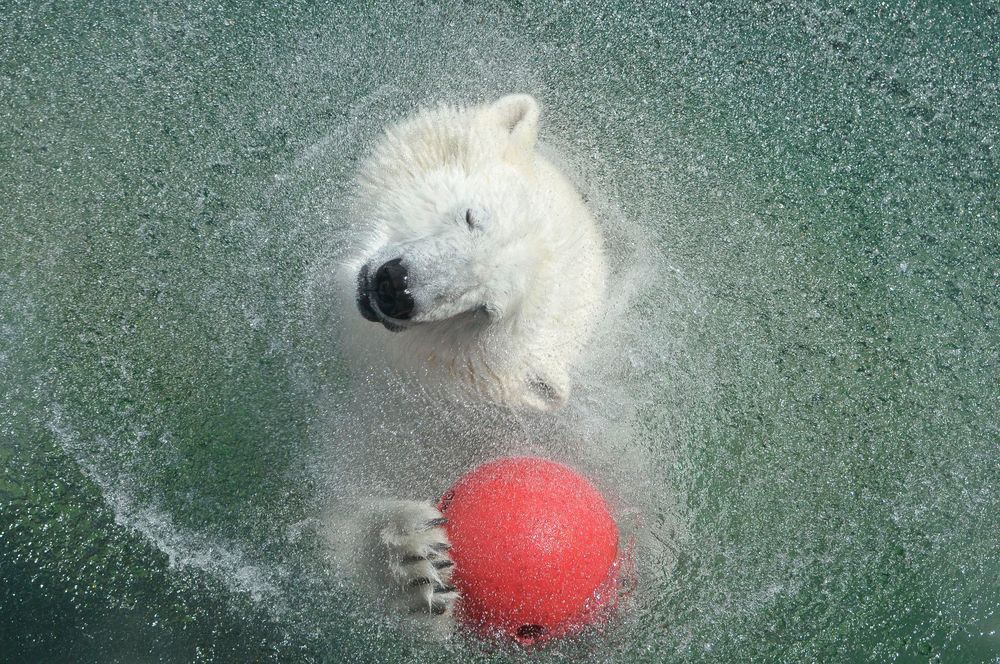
[438,457,618,643]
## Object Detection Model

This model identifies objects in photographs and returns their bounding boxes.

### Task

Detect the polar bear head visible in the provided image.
[347,95,605,410]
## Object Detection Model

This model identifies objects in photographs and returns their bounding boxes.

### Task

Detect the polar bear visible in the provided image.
[347,94,606,412]
[325,94,608,632]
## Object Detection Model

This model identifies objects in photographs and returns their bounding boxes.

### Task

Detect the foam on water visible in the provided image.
[46,407,284,608]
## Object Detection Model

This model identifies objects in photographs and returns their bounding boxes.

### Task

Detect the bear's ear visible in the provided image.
[485,94,540,158]
[523,368,569,411]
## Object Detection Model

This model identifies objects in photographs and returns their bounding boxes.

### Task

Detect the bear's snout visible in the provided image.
[373,258,414,320]
[357,258,415,329]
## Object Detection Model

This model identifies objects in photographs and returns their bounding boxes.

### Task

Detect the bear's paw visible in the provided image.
[378,500,458,624]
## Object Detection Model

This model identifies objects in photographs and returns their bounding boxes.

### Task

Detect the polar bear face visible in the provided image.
[355,96,547,333]
[356,166,546,331]
[346,95,606,411]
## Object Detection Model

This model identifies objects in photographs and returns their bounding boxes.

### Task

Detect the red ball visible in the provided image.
[438,457,618,643]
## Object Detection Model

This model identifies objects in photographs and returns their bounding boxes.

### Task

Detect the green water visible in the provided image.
[2,1,997,662]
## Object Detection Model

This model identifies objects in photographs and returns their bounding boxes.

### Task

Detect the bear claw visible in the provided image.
[379,500,458,624]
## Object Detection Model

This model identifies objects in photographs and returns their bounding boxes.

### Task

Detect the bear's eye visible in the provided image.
[464,207,490,231]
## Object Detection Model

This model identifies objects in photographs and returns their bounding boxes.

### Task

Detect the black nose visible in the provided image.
[372,258,414,320]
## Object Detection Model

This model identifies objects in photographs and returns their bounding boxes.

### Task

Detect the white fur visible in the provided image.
[342,94,607,411]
